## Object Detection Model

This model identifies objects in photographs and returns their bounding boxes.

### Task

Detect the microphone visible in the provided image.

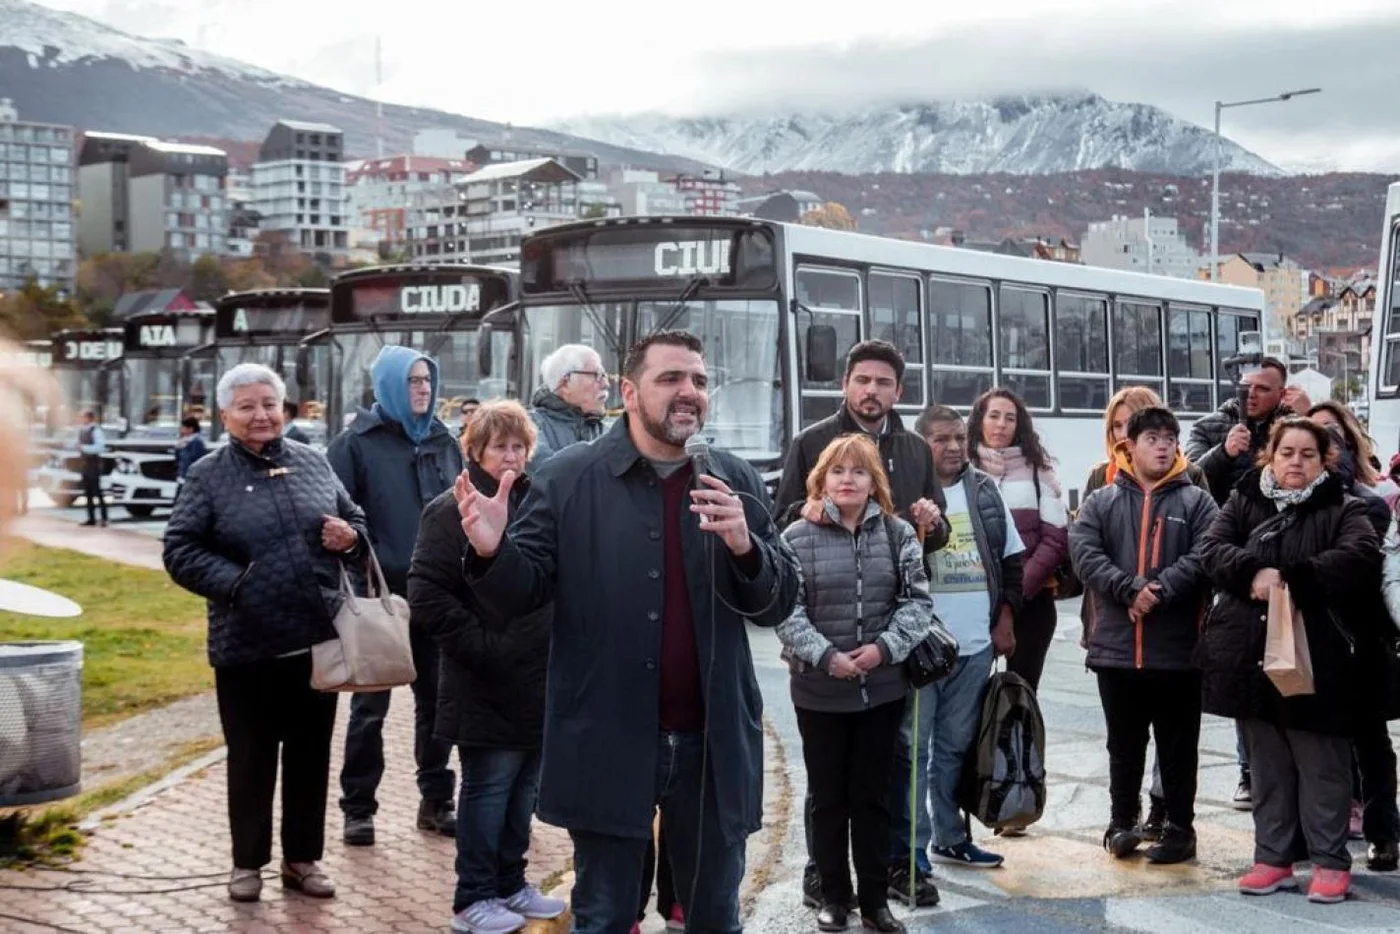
[684,434,710,480]
[1235,383,1251,424]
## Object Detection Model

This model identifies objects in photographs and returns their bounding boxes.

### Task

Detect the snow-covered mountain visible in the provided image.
[555,95,1283,177]
[0,0,703,170]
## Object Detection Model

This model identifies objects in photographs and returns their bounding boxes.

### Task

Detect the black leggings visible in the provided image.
[1008,590,1057,691]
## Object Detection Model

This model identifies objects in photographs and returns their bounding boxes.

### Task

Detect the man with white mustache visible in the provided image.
[455,329,800,933]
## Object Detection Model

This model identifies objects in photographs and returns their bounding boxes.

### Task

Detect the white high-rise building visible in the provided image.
[1082,214,1201,279]
[250,120,349,258]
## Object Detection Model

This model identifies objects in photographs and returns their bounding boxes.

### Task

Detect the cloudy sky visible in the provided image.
[31,0,1400,172]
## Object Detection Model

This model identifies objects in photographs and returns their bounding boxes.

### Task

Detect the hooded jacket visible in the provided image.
[1184,397,1290,505]
[1069,443,1218,670]
[326,346,463,594]
[529,386,605,469]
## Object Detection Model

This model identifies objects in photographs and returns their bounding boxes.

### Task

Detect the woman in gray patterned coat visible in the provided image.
[778,433,934,934]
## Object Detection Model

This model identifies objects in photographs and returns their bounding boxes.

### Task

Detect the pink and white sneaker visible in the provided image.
[1238,863,1298,895]
[1308,867,1351,904]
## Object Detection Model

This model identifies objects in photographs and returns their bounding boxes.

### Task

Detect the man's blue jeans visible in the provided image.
[453,746,541,912]
[569,732,745,934]
[889,647,994,869]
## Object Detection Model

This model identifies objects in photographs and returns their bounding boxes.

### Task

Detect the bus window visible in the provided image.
[1054,292,1109,412]
[1383,227,1400,390]
[929,278,993,407]
[1113,300,1164,397]
[998,286,1051,409]
[796,266,861,394]
[1216,310,1258,402]
[869,271,924,405]
[1167,304,1214,414]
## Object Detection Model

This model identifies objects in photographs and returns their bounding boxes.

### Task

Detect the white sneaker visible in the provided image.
[451,898,527,934]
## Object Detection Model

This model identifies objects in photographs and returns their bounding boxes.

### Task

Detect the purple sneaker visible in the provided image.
[451,898,526,934]
[504,883,568,920]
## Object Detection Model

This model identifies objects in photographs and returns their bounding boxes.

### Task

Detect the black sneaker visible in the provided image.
[1102,824,1141,859]
[1139,796,1166,842]
[1145,823,1196,864]
[343,814,375,846]
[1368,841,1399,872]
[416,798,456,836]
[886,866,939,907]
[1232,773,1253,811]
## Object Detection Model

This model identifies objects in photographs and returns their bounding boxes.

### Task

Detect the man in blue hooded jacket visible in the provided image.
[330,345,464,846]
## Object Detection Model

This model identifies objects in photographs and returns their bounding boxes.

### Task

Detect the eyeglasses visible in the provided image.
[407,376,432,388]
[569,370,610,384]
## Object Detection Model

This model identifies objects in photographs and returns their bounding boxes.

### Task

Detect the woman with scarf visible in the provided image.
[1198,417,1380,904]
[967,388,1069,696]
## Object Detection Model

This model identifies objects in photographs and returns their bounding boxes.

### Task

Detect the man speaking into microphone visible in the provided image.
[456,330,799,933]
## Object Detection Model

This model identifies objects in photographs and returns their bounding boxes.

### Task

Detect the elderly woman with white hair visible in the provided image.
[529,342,609,469]
[163,363,368,904]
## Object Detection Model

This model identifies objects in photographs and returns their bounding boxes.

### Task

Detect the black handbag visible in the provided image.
[882,515,960,687]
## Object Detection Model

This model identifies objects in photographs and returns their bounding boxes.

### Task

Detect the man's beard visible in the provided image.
[640,399,704,447]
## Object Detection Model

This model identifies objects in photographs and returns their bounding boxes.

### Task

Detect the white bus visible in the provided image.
[510,216,1267,504]
[1368,181,1400,460]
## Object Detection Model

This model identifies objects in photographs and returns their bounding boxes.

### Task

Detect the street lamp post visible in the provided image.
[1209,87,1323,348]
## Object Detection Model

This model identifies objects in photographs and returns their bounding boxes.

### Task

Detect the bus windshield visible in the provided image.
[124,357,182,437]
[522,299,782,462]
[333,328,514,434]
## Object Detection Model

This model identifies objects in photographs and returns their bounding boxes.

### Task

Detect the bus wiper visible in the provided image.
[568,280,626,363]
[646,275,709,336]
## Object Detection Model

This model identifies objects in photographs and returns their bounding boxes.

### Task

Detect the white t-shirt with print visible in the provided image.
[929,482,1025,657]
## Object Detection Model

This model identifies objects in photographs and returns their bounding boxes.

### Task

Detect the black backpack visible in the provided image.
[958,669,1047,831]
[881,515,959,687]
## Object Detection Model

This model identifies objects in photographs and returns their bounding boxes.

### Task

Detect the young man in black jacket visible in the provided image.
[1071,407,1217,865]
[773,339,950,908]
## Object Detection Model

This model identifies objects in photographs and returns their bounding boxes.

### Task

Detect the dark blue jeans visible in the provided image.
[339,619,454,817]
[570,732,745,934]
[453,746,542,912]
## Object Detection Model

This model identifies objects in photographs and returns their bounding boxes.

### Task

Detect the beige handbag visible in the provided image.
[310,548,416,692]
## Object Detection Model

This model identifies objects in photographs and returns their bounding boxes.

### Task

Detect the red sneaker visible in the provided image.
[666,905,685,932]
[1238,863,1298,895]
[1308,867,1351,904]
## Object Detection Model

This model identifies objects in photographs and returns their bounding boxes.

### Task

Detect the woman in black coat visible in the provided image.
[163,364,368,904]
[1198,417,1381,905]
[408,399,565,934]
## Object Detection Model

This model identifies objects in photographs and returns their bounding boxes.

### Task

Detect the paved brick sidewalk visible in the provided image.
[0,685,574,933]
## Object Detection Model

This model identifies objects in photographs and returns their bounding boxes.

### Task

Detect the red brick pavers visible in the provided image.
[0,686,574,933]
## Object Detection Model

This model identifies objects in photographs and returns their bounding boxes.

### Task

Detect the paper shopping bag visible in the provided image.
[1263,583,1315,697]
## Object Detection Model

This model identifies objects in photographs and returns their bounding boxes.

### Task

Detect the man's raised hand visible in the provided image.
[454,469,515,558]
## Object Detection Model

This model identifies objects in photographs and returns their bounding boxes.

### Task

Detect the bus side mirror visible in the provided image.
[478,325,495,378]
[295,345,312,394]
[806,325,839,383]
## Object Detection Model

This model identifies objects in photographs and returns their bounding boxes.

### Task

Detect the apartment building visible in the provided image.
[346,155,472,249]
[0,98,76,293]
[406,158,581,265]
[1081,214,1201,279]
[465,141,599,180]
[671,170,741,216]
[250,120,349,258]
[609,169,690,216]
[78,132,229,258]
[1204,252,1309,337]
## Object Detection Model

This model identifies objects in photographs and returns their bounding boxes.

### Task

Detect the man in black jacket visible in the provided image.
[1071,407,1217,865]
[773,339,950,907]
[331,345,464,846]
[455,330,800,934]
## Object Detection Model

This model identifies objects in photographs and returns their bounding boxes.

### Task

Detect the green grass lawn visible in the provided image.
[0,543,211,729]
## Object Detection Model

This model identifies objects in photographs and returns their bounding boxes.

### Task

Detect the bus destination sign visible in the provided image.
[54,336,123,364]
[124,313,210,352]
[336,272,511,324]
[522,225,776,293]
[216,302,332,339]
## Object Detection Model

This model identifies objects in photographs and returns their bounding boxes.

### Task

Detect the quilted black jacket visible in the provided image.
[163,437,368,668]
[409,462,550,749]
